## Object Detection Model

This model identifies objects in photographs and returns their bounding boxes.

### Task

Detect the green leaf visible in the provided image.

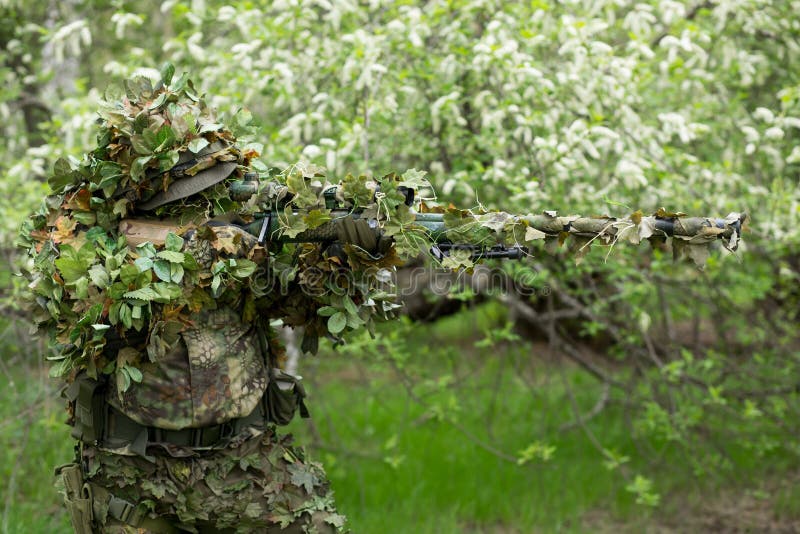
[157,250,185,263]
[188,137,210,154]
[124,286,159,301]
[304,209,332,229]
[158,150,180,172]
[153,259,172,282]
[130,156,151,181]
[120,368,132,392]
[133,110,149,133]
[137,242,158,258]
[328,312,347,334]
[148,92,167,110]
[124,282,181,303]
[49,158,76,193]
[317,306,338,317]
[281,205,308,238]
[340,174,374,206]
[160,62,175,86]
[170,263,184,284]
[343,296,359,316]
[49,358,72,378]
[211,274,222,294]
[398,168,430,189]
[55,242,96,283]
[127,366,144,383]
[130,134,154,155]
[154,125,176,152]
[119,303,132,329]
[72,211,96,226]
[198,122,223,134]
[228,259,257,278]
[134,257,154,272]
[165,232,184,252]
[88,264,111,288]
[120,264,141,285]
[182,252,199,271]
[112,198,130,217]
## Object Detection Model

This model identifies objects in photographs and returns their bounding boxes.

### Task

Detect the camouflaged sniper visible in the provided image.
[19,65,344,533]
[19,64,744,532]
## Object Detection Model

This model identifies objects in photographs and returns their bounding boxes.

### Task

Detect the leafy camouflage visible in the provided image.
[16,65,263,382]
[81,429,345,533]
[16,66,348,531]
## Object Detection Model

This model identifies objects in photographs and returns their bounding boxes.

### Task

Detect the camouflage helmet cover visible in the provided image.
[48,64,255,219]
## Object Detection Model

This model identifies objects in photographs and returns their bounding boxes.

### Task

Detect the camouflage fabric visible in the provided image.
[81,429,345,533]
[110,306,268,430]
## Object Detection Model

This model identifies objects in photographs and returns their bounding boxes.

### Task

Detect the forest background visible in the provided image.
[1,0,799,532]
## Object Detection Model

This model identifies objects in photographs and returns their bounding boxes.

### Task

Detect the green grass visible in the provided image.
[0,304,797,533]
[0,321,72,533]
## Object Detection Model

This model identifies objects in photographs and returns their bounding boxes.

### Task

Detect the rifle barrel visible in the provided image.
[243,210,744,246]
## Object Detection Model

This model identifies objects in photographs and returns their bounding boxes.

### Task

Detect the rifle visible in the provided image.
[121,171,745,266]
[228,172,746,264]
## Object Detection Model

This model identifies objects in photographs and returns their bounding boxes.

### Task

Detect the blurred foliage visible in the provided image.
[1,0,799,527]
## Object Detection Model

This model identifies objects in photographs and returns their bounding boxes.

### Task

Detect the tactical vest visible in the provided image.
[65,309,309,456]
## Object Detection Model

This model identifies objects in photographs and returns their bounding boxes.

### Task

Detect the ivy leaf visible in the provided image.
[340,174,374,206]
[112,198,130,218]
[285,171,319,208]
[478,212,512,233]
[72,211,96,226]
[281,205,308,238]
[397,168,430,189]
[304,209,332,229]
[441,249,474,270]
[48,158,76,193]
[55,242,96,284]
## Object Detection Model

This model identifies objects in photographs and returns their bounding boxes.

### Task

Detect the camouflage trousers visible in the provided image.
[63,429,346,533]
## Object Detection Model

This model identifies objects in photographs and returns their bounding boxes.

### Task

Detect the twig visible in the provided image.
[558,382,610,432]
[500,294,623,388]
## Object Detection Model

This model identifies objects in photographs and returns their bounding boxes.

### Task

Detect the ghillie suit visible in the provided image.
[18,66,345,533]
[19,65,745,533]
